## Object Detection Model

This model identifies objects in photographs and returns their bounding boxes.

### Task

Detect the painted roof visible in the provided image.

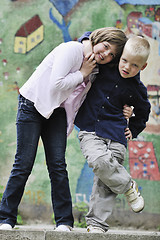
[147,85,160,91]
[128,12,142,17]
[114,0,160,5]
[15,15,43,37]
[138,17,153,24]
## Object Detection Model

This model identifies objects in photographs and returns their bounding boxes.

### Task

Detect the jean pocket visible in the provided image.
[17,98,40,123]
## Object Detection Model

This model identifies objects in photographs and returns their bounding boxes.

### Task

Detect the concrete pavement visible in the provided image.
[0,225,159,240]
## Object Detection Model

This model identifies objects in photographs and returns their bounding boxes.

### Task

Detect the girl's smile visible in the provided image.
[93,42,117,64]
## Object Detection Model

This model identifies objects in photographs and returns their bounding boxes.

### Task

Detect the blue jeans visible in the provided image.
[0,95,73,227]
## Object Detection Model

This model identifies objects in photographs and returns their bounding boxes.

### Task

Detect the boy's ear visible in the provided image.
[141,63,147,71]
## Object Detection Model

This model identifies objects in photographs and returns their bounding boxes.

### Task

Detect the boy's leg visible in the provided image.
[79,131,144,228]
[86,175,116,232]
[78,131,131,194]
[41,108,74,228]
[0,96,41,228]
[78,131,131,231]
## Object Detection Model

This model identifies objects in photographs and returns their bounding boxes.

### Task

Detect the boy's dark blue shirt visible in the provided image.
[75,32,151,147]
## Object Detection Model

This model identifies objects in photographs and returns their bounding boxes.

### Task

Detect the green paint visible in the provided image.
[0,0,160,223]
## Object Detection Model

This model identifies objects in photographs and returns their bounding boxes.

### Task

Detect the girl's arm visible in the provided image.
[50,42,95,91]
[80,53,96,78]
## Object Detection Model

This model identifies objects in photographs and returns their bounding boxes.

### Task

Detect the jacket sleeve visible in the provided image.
[128,82,151,138]
[78,31,92,42]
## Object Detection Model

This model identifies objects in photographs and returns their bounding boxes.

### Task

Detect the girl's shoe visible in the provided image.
[0,223,12,230]
[125,180,144,213]
[54,225,72,232]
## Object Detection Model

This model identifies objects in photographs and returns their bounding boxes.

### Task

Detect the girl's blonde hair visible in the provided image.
[89,27,127,63]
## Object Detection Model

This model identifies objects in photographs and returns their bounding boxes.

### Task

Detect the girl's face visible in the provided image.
[93,41,117,64]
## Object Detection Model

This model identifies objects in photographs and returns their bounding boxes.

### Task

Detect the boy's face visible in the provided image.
[119,48,147,78]
[93,42,117,64]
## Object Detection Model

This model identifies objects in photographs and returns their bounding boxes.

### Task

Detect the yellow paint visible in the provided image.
[24,190,45,205]
[14,37,27,54]
[27,26,44,52]
[14,25,44,54]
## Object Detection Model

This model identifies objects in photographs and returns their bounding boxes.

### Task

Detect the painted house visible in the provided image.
[128,141,160,181]
[145,6,155,18]
[155,7,160,21]
[14,15,44,54]
[127,12,142,32]
[116,19,123,29]
[138,17,153,37]
[152,21,160,55]
[152,21,160,41]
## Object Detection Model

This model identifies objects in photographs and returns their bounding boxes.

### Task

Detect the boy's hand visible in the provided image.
[80,53,96,78]
[123,104,133,119]
[125,127,132,140]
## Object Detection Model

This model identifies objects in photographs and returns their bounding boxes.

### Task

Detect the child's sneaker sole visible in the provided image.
[87,225,105,233]
[0,224,12,230]
[125,180,144,213]
[54,225,72,232]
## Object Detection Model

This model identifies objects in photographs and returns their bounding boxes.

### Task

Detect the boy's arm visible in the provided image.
[125,127,132,140]
[128,92,151,138]
[123,104,133,119]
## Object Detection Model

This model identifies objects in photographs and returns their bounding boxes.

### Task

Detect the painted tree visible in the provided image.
[49,0,79,42]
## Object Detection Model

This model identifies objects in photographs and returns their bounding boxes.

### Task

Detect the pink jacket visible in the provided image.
[64,66,99,136]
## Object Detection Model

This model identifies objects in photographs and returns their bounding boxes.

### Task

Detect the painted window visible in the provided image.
[18,48,23,53]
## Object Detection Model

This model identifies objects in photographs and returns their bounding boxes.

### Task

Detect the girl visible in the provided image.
[0,27,129,231]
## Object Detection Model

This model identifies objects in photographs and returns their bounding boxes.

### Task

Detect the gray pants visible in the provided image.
[78,131,132,231]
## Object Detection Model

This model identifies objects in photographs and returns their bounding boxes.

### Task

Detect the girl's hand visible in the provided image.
[123,104,133,119]
[80,53,96,78]
[125,127,132,141]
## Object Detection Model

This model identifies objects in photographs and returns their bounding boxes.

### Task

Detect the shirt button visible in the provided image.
[97,119,100,122]
[102,106,104,109]
[107,96,109,99]
[115,85,118,88]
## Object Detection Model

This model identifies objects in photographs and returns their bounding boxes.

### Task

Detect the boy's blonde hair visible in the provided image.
[89,27,127,63]
[124,36,150,63]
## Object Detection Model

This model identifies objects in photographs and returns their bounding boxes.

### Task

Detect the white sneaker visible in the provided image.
[87,225,105,233]
[125,180,144,213]
[0,223,12,230]
[55,225,72,232]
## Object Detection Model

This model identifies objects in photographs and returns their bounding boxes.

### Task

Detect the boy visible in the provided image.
[74,36,151,233]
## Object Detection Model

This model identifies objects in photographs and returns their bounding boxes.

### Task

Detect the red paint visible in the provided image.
[128,141,160,181]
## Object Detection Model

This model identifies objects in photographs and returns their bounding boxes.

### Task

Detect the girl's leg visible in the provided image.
[0,96,42,227]
[41,108,73,227]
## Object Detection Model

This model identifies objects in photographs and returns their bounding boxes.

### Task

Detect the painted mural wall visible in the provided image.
[0,0,160,229]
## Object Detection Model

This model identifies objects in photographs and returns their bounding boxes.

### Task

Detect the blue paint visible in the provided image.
[114,0,160,5]
[138,17,153,24]
[76,161,94,202]
[49,0,78,42]
[49,0,79,16]
[49,7,72,42]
